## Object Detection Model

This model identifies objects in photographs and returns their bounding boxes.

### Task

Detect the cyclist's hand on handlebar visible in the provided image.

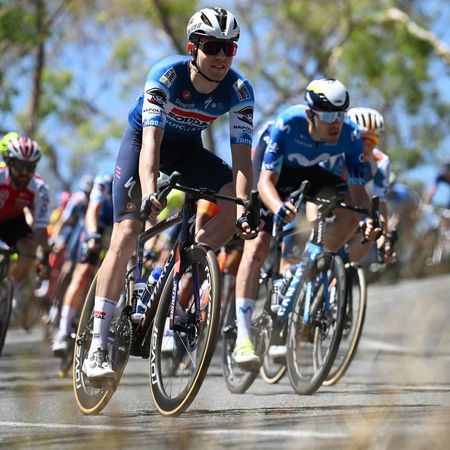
[235,214,263,240]
[140,193,165,219]
[359,217,383,241]
[275,201,297,223]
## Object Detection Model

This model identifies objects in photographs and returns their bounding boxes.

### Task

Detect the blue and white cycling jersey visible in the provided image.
[321,148,391,199]
[261,105,365,185]
[89,174,113,231]
[128,55,254,146]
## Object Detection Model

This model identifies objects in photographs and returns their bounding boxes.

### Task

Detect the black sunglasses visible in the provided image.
[11,160,37,173]
[199,41,237,57]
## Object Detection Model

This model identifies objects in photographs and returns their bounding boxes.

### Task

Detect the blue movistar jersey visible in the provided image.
[321,148,391,199]
[261,105,365,185]
[128,55,254,146]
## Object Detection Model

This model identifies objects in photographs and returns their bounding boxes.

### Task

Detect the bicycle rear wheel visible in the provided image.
[0,280,13,356]
[259,279,286,385]
[222,292,258,394]
[150,244,221,416]
[73,276,132,414]
[323,263,366,386]
[287,254,346,394]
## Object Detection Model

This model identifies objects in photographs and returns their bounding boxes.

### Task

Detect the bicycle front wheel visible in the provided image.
[150,244,221,416]
[287,254,346,394]
[323,263,366,386]
[0,280,13,356]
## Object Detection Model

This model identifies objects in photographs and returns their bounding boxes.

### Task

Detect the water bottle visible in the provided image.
[271,264,297,313]
[271,278,284,313]
[131,266,162,323]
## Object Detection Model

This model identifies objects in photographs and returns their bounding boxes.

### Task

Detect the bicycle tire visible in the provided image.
[259,278,286,385]
[323,263,367,386]
[0,280,13,356]
[260,353,287,384]
[73,276,132,414]
[222,290,258,394]
[150,244,221,416]
[286,253,346,395]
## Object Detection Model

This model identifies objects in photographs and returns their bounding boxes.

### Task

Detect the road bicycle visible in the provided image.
[0,243,13,356]
[73,172,259,416]
[222,186,306,393]
[322,259,367,386]
[286,184,379,395]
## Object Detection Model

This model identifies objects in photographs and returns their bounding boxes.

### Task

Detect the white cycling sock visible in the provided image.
[235,297,255,342]
[89,297,116,354]
[57,305,77,340]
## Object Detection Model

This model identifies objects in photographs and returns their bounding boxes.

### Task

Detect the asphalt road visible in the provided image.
[0,274,449,450]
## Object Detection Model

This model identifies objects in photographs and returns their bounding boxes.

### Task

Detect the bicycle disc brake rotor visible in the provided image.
[109,309,132,373]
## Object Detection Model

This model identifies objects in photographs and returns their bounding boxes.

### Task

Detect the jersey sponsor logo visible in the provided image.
[168,107,216,127]
[204,96,216,109]
[159,68,176,87]
[143,106,164,116]
[146,88,167,107]
[287,152,332,166]
[275,118,291,134]
[236,106,253,126]
[175,98,194,108]
[168,111,209,127]
[143,118,164,128]
[233,79,250,101]
[236,137,252,146]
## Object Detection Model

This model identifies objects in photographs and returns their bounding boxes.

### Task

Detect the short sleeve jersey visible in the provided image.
[261,105,365,185]
[128,55,254,146]
[0,166,50,228]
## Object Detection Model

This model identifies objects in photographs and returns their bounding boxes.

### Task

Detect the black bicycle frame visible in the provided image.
[130,193,198,354]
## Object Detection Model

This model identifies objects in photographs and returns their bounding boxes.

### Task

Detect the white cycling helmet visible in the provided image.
[347,107,385,136]
[187,7,240,42]
[4,136,41,163]
[305,78,350,112]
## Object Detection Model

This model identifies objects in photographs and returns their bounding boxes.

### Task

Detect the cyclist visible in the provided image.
[321,107,394,263]
[233,79,382,365]
[52,174,113,357]
[0,136,51,301]
[422,156,450,208]
[83,7,258,379]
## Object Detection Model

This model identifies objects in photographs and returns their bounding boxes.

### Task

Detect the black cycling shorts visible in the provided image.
[0,214,34,248]
[113,125,233,222]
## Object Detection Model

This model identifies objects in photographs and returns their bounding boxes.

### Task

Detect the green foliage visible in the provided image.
[0,0,448,192]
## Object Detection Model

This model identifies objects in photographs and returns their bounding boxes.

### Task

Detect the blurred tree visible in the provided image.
[235,0,450,172]
[0,0,448,191]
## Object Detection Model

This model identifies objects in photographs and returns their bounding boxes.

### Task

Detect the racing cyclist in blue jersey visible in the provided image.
[83,7,259,379]
[233,79,382,365]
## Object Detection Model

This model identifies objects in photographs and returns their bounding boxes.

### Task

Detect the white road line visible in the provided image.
[0,421,348,439]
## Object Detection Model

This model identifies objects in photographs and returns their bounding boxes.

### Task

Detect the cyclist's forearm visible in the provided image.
[231,144,253,217]
[33,227,50,256]
[140,126,163,197]
[257,171,282,214]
